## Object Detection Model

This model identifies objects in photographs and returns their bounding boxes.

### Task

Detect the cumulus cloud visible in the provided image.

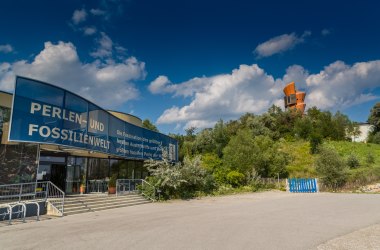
[83,26,97,36]
[148,75,208,97]
[156,64,283,128]
[0,41,146,108]
[305,60,380,109]
[72,8,87,25]
[254,31,311,58]
[154,60,380,130]
[149,75,172,94]
[0,44,13,53]
[91,32,113,58]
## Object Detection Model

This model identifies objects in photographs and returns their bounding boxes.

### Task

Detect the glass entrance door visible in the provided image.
[65,164,80,194]
[50,164,66,191]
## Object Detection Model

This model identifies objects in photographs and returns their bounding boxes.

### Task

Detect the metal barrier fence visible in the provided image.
[0,181,64,217]
[0,182,44,203]
[116,179,156,201]
[87,180,109,193]
[0,201,40,225]
[287,178,318,193]
[116,179,142,195]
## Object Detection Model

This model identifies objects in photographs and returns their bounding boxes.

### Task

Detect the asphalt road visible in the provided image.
[1,191,380,250]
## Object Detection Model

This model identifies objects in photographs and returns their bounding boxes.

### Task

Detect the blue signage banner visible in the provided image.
[9,76,178,161]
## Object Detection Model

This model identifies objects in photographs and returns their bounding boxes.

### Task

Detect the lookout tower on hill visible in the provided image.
[283,82,306,114]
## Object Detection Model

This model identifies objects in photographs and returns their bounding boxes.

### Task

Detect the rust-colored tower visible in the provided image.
[283,82,306,114]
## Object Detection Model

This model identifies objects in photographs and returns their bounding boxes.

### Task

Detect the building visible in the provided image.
[283,82,306,114]
[351,123,373,143]
[0,76,178,194]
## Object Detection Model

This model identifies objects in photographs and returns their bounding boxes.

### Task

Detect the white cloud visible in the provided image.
[305,60,380,109]
[154,60,380,130]
[254,31,311,58]
[72,8,87,25]
[115,45,127,57]
[0,41,146,108]
[91,32,113,58]
[83,26,97,36]
[149,75,209,97]
[156,64,283,128]
[90,8,106,16]
[149,75,172,94]
[0,44,13,53]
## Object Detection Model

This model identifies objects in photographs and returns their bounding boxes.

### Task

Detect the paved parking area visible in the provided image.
[1,191,380,250]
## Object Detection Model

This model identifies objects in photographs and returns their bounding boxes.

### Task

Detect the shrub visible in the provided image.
[366,152,375,165]
[226,171,245,187]
[346,154,360,169]
[309,132,322,154]
[315,147,348,190]
[368,132,380,144]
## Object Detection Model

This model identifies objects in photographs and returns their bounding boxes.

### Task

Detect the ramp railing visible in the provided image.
[44,181,65,216]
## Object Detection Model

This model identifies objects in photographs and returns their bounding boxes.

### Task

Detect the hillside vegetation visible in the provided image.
[283,140,380,181]
[144,103,380,199]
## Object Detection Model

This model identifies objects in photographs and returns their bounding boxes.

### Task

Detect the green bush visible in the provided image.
[315,147,348,190]
[309,132,322,154]
[368,132,380,144]
[366,152,375,165]
[226,171,245,187]
[346,154,360,169]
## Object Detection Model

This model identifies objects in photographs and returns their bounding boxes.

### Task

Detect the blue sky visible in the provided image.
[1,0,380,134]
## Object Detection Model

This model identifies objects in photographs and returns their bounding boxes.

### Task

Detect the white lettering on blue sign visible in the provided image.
[28,123,110,150]
[30,102,86,126]
[10,77,178,161]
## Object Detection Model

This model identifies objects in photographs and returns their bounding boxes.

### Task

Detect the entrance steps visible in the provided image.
[63,193,151,216]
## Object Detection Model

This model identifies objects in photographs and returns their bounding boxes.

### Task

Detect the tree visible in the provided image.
[142,119,159,132]
[193,129,216,154]
[315,147,348,190]
[294,116,313,140]
[309,132,323,154]
[185,126,197,140]
[347,122,361,141]
[368,102,380,134]
[212,120,229,157]
[332,111,351,140]
[222,129,256,179]
[223,130,288,180]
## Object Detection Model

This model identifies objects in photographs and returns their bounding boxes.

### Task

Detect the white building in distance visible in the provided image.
[351,123,373,143]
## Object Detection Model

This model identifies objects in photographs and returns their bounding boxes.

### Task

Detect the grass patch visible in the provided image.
[282,140,380,183]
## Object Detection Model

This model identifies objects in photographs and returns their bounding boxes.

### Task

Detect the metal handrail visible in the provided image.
[0,181,65,219]
[0,204,12,225]
[116,179,156,201]
[0,182,39,203]
[46,181,65,216]
[10,203,26,223]
[87,180,109,193]
[116,179,141,195]
[24,201,40,221]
